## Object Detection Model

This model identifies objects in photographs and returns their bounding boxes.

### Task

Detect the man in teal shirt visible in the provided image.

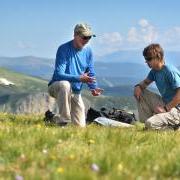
[134,43,180,130]
[48,23,103,127]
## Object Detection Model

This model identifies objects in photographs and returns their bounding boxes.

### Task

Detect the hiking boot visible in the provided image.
[173,124,180,131]
[44,110,69,127]
[57,121,68,127]
[53,115,69,126]
[44,110,56,125]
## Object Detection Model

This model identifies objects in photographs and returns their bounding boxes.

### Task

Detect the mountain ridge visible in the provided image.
[1,51,179,82]
[0,68,137,114]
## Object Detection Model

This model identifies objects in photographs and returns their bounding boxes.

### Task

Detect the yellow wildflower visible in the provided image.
[88,139,95,144]
[37,124,41,129]
[69,154,75,160]
[57,167,64,173]
[117,163,123,172]
[50,155,56,160]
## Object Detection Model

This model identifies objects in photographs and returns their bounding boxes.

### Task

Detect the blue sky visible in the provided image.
[1,0,180,58]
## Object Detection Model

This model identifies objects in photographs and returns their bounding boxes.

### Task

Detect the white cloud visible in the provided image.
[161,27,180,43]
[138,19,149,28]
[95,32,123,56]
[93,19,180,56]
[100,32,123,44]
[158,26,180,50]
[127,19,158,44]
[143,25,158,43]
[127,27,139,42]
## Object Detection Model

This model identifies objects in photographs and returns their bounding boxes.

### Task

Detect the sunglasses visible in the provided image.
[145,56,154,62]
[80,35,92,40]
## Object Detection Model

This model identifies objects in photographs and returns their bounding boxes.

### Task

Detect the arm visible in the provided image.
[87,63,103,96]
[165,88,180,111]
[154,88,180,113]
[55,47,80,82]
[86,51,103,96]
[164,67,180,111]
[86,51,98,90]
[134,78,153,101]
[135,78,152,90]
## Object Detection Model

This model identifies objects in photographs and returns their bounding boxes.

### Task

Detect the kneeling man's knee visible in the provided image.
[58,81,71,90]
[145,115,163,130]
[145,116,158,129]
[145,118,153,129]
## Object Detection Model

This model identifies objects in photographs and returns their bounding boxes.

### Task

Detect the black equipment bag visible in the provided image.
[86,107,136,124]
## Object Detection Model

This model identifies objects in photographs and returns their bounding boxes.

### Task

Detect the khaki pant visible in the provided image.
[48,81,86,127]
[136,89,180,130]
[145,107,180,130]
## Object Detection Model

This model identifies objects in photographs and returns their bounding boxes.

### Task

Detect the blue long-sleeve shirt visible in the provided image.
[48,40,97,94]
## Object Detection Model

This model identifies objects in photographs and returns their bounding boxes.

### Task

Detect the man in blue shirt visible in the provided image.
[48,23,103,127]
[134,43,180,130]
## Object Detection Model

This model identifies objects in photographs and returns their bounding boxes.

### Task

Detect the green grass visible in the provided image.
[0,113,180,179]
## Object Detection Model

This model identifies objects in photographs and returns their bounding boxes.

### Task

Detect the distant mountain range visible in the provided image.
[0,50,179,115]
[0,56,147,87]
[0,68,137,114]
[0,67,50,113]
[0,56,54,80]
[0,49,179,84]
[0,50,179,102]
[96,62,146,78]
[96,50,180,67]
[0,56,146,85]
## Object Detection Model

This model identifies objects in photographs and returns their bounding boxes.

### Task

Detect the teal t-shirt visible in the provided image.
[147,64,180,103]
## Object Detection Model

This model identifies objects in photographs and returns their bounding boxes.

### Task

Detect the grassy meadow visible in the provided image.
[0,113,180,179]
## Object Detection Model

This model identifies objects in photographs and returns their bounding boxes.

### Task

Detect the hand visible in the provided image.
[154,105,167,114]
[80,73,96,83]
[134,86,142,101]
[91,88,104,96]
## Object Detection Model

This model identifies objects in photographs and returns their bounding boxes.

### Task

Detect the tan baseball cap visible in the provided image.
[74,23,96,37]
